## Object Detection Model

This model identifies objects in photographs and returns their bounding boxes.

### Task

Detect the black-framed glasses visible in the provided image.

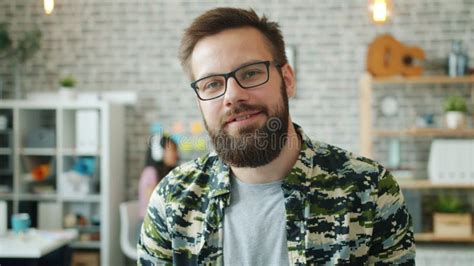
[190,61,280,101]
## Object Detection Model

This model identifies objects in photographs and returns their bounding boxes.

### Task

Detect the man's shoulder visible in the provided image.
[302,138,400,214]
[310,139,382,172]
[304,138,386,188]
[156,152,222,198]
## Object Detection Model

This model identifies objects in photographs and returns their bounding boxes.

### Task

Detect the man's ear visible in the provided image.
[281,63,296,98]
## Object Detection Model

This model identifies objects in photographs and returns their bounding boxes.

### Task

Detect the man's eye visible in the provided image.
[242,70,263,80]
[204,80,223,90]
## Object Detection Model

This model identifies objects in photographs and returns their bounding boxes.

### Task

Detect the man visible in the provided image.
[138,7,415,265]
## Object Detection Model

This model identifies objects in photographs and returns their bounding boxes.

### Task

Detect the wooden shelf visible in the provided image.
[359,73,474,157]
[361,73,474,246]
[399,180,474,189]
[375,127,474,137]
[415,233,474,243]
[373,75,474,85]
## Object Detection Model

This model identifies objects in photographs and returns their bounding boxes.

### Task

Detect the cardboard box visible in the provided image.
[71,251,100,266]
[433,213,472,237]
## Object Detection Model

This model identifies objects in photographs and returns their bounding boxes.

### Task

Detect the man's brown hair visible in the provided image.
[179,7,288,79]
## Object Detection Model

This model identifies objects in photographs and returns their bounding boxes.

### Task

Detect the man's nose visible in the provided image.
[223,77,250,107]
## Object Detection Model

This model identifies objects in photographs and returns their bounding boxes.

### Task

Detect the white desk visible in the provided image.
[0,229,78,258]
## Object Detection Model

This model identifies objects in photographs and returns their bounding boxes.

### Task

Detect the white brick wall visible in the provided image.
[0,0,472,197]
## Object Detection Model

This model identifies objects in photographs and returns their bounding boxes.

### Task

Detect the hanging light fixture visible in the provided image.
[44,0,54,15]
[369,0,392,24]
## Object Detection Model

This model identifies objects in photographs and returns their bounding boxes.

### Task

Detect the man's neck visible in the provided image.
[230,122,301,184]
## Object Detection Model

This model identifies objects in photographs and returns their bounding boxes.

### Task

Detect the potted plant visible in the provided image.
[0,23,12,55]
[59,75,77,100]
[432,194,472,237]
[443,95,468,129]
[0,23,41,99]
[0,24,11,99]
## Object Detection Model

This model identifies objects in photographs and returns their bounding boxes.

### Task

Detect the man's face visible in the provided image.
[190,27,295,167]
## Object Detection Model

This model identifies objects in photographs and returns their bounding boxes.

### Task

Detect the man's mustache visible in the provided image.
[220,103,268,127]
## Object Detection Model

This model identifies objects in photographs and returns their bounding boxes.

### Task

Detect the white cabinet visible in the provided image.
[0,100,125,266]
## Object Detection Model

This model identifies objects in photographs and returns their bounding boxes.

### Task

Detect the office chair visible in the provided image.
[119,201,139,260]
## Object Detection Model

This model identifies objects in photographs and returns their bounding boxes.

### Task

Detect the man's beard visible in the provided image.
[204,84,289,167]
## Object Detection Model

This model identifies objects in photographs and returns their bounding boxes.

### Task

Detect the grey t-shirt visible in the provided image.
[223,176,289,266]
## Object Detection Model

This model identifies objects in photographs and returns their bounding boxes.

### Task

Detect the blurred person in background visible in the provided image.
[136,135,179,242]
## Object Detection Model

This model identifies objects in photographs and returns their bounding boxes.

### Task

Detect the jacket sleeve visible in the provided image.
[137,182,173,265]
[368,169,416,265]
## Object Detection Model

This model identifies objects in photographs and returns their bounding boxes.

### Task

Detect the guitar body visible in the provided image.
[367,34,425,77]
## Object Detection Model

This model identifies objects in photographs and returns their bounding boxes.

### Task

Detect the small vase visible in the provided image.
[59,87,76,100]
[445,111,466,129]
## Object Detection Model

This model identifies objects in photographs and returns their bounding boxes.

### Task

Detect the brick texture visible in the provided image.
[0,0,472,198]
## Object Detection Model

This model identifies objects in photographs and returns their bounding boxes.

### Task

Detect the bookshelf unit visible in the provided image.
[359,73,474,244]
[0,100,125,266]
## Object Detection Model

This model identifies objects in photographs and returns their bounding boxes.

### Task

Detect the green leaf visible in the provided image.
[443,95,468,113]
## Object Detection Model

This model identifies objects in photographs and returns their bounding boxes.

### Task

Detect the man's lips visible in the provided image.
[225,111,262,125]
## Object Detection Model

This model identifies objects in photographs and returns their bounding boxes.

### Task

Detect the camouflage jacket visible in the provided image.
[138,125,415,265]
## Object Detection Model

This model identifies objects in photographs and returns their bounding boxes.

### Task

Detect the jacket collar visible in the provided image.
[208,159,232,198]
[281,123,315,194]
